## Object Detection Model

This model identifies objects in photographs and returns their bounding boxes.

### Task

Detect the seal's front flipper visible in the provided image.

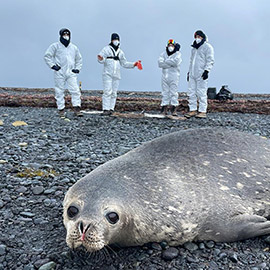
[229,214,270,241]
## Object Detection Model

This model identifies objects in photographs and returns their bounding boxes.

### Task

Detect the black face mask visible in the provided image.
[60,36,70,47]
[191,38,205,49]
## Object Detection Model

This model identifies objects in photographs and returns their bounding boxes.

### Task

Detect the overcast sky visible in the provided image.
[0,0,269,93]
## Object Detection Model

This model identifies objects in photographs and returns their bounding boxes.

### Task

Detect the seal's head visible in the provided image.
[63,176,131,252]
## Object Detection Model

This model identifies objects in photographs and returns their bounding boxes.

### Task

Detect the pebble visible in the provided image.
[151,243,162,251]
[20,212,35,218]
[162,247,179,261]
[205,241,215,248]
[16,187,28,193]
[0,245,6,256]
[183,242,199,252]
[32,186,44,195]
[229,252,238,263]
[38,261,56,270]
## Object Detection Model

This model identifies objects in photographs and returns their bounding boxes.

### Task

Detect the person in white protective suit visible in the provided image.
[44,28,83,117]
[158,39,182,116]
[185,30,214,119]
[97,33,141,115]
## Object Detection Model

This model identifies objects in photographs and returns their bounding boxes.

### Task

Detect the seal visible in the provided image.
[63,128,270,252]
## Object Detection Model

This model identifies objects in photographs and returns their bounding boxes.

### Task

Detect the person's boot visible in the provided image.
[171,106,178,116]
[160,105,168,115]
[195,112,207,118]
[58,109,65,118]
[102,110,112,116]
[73,106,83,117]
[184,110,197,118]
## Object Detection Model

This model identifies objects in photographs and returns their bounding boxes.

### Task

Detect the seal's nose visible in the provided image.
[78,221,91,241]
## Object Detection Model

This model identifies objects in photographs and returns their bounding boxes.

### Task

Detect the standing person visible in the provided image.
[44,28,83,117]
[97,33,141,115]
[185,30,214,119]
[158,39,182,116]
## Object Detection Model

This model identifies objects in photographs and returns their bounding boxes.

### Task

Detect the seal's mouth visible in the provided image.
[66,221,106,252]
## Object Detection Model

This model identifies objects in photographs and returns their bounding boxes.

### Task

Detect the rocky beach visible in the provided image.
[0,89,270,270]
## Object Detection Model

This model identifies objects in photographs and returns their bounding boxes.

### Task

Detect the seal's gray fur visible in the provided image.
[63,128,270,251]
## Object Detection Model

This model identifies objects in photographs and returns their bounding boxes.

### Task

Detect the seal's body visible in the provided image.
[63,128,270,252]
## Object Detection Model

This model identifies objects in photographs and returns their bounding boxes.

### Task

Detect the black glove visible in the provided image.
[202,70,209,80]
[187,72,189,82]
[72,69,80,74]
[51,65,61,71]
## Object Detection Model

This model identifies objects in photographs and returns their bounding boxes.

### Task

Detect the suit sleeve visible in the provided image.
[44,43,57,68]
[97,47,108,64]
[75,47,83,70]
[204,44,215,72]
[119,51,134,69]
[158,53,171,69]
[164,52,182,67]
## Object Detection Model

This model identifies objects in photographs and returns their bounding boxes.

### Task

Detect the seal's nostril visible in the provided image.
[78,221,84,234]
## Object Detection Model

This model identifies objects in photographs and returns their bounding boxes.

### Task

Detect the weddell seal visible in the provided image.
[63,128,270,252]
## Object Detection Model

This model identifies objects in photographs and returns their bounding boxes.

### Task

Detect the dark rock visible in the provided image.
[183,242,199,252]
[0,245,6,256]
[229,252,238,263]
[151,243,162,251]
[32,186,44,195]
[162,247,179,261]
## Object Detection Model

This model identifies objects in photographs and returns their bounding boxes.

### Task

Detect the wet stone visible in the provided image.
[229,252,238,263]
[205,241,215,249]
[20,212,35,218]
[32,186,44,195]
[16,187,28,193]
[183,242,199,252]
[38,261,56,270]
[0,245,6,256]
[162,247,179,261]
[151,243,162,251]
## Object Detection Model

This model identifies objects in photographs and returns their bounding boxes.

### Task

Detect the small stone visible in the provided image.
[258,262,267,269]
[44,189,55,195]
[205,240,215,248]
[137,253,149,261]
[151,243,162,251]
[43,199,51,207]
[160,241,168,249]
[219,252,227,259]
[199,243,205,249]
[19,142,28,147]
[32,186,44,195]
[16,187,28,193]
[12,121,28,127]
[0,245,6,255]
[0,120,3,126]
[264,236,270,245]
[38,261,56,270]
[183,242,199,252]
[20,212,35,218]
[0,200,4,208]
[229,252,238,263]
[0,160,7,164]
[162,247,179,261]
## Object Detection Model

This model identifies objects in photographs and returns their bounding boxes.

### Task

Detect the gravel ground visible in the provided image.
[1,87,270,100]
[1,106,270,270]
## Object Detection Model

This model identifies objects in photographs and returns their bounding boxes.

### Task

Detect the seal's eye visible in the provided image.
[67,206,79,218]
[106,212,119,224]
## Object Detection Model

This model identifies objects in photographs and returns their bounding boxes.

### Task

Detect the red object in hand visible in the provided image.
[137,60,143,70]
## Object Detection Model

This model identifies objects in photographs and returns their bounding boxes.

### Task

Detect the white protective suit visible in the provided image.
[158,51,182,106]
[188,41,214,112]
[44,42,83,110]
[98,45,134,111]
